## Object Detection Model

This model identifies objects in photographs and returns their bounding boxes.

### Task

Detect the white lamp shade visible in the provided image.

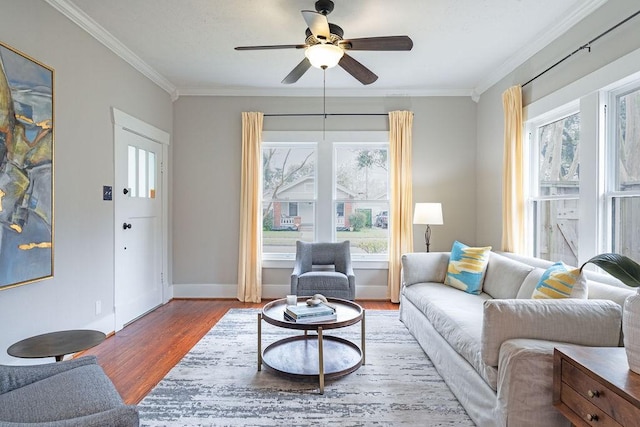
[305,44,344,69]
[413,203,443,225]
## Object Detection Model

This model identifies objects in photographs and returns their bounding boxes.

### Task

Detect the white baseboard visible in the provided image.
[171,283,389,300]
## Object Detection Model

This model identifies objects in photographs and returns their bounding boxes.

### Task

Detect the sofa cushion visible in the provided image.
[516,268,546,299]
[531,262,587,299]
[444,241,492,295]
[0,364,125,423]
[401,252,449,286]
[402,282,498,390]
[481,298,622,366]
[483,252,534,299]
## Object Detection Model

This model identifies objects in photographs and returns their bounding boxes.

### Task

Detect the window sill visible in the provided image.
[262,258,389,270]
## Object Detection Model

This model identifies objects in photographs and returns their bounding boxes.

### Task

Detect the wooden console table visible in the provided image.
[553,346,640,426]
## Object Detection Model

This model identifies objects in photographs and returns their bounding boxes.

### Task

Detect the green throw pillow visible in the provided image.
[444,240,492,295]
[532,261,588,299]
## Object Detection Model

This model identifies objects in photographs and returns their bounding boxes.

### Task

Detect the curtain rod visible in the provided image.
[264,113,388,117]
[522,9,640,88]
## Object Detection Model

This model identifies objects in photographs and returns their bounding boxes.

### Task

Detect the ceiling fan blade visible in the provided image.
[282,58,312,84]
[235,44,306,51]
[339,36,413,51]
[338,53,378,85]
[301,10,330,41]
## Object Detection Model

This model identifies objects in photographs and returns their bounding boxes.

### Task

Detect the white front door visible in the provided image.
[114,112,166,331]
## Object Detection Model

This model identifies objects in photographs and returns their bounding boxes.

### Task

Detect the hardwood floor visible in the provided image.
[80,298,398,404]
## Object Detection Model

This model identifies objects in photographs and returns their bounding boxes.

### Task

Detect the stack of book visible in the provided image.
[284,303,337,323]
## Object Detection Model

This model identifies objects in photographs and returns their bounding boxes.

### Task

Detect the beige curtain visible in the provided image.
[237,112,264,302]
[501,86,525,254]
[387,111,414,303]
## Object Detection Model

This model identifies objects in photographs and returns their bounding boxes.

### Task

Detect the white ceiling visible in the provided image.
[46,0,607,100]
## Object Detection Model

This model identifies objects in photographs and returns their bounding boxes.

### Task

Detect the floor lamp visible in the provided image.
[413,203,444,252]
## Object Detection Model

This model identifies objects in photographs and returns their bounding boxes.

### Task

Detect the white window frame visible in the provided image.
[525,102,580,262]
[333,141,390,262]
[605,82,640,255]
[523,46,640,265]
[261,140,318,260]
[261,131,389,269]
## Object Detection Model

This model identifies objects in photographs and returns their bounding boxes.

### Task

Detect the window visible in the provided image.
[262,143,316,255]
[128,145,156,199]
[334,144,389,255]
[528,110,580,265]
[608,84,640,261]
[261,132,389,260]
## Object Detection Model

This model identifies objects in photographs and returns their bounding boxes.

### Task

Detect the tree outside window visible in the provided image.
[533,112,580,265]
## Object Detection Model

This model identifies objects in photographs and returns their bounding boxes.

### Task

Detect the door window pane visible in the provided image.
[128,146,156,199]
[128,145,137,197]
[149,152,156,198]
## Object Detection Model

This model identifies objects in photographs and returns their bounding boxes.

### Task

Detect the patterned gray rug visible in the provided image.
[138,309,474,426]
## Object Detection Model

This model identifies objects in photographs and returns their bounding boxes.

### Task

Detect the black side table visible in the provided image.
[7,329,106,362]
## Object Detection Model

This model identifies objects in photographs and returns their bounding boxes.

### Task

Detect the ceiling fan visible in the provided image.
[234,0,413,85]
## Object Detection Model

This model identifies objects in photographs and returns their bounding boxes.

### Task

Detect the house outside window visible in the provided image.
[334,143,389,256]
[528,110,580,266]
[261,132,389,260]
[607,84,640,261]
[262,143,316,254]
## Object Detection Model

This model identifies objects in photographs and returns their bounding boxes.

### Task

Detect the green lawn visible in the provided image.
[263,227,388,254]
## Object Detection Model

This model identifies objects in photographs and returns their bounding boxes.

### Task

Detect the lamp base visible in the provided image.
[424,225,432,253]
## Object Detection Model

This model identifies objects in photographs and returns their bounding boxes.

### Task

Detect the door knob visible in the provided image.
[123,223,132,230]
[123,188,129,195]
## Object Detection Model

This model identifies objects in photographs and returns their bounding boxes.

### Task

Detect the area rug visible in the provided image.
[138,309,474,426]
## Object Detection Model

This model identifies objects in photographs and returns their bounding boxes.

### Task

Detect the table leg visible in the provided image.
[361,309,366,365]
[318,326,324,394]
[257,313,262,371]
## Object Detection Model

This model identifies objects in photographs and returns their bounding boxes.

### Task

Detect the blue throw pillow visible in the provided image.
[532,261,588,299]
[444,241,492,295]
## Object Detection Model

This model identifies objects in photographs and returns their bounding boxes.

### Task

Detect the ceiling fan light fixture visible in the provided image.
[305,43,343,69]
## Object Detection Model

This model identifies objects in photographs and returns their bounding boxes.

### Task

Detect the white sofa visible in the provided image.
[399,250,634,427]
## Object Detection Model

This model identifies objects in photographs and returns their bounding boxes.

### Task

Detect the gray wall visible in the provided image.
[172,95,477,298]
[0,0,173,364]
[476,0,640,249]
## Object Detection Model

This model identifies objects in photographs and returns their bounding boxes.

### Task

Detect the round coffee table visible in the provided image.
[7,329,106,362]
[258,297,365,394]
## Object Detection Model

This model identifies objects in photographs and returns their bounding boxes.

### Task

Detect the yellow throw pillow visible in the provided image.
[444,240,492,295]
[532,262,588,299]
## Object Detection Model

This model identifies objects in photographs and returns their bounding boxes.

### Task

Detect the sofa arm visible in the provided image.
[481,299,622,366]
[496,339,572,427]
[0,356,98,395]
[0,405,139,427]
[401,252,449,287]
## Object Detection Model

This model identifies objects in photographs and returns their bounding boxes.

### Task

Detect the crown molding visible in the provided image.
[45,0,178,99]
[175,86,474,98]
[473,0,608,96]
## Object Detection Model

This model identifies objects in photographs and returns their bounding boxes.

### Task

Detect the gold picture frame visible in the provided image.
[0,41,54,290]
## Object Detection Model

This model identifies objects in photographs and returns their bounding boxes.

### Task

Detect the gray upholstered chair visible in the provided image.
[0,355,139,426]
[291,240,356,300]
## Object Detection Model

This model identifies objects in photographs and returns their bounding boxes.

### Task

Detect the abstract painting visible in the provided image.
[0,41,53,290]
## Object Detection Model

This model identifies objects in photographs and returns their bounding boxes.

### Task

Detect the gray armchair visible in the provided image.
[291,240,356,300]
[0,355,139,426]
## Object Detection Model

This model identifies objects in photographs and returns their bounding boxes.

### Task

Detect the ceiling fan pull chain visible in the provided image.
[323,67,326,138]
